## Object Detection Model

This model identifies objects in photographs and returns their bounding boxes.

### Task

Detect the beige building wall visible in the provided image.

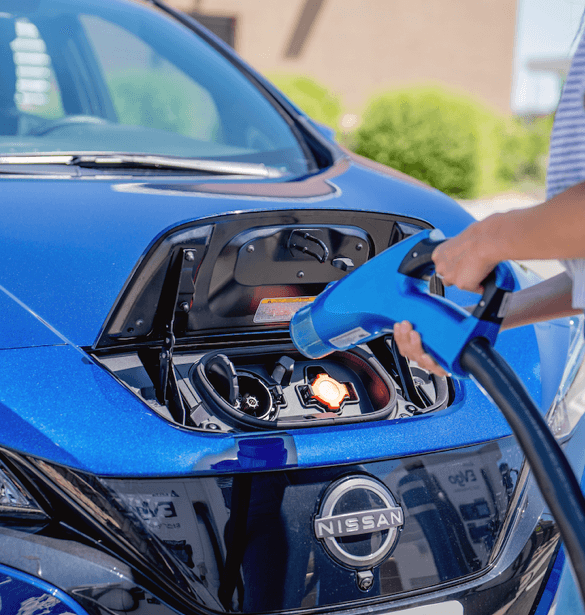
[171,0,518,119]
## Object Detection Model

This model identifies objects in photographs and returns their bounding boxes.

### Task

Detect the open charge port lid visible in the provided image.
[95,211,432,349]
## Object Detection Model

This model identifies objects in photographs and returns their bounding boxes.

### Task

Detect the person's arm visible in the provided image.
[394,180,585,375]
[432,181,585,293]
[393,272,582,377]
[499,271,580,330]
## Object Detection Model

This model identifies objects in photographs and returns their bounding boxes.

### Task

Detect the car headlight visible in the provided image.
[547,315,585,440]
[0,459,47,520]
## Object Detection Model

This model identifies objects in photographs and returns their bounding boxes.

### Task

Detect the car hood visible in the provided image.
[0,156,473,349]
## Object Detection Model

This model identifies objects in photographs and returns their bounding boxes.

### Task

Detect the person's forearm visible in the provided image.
[486,181,585,263]
[432,180,585,293]
[499,272,581,330]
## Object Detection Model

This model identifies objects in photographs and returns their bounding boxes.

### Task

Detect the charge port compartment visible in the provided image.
[190,345,398,430]
[92,210,453,433]
[98,337,452,433]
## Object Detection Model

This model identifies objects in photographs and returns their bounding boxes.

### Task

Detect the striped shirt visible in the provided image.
[546,26,585,308]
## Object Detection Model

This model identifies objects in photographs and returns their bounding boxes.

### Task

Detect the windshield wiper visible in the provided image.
[71,154,284,177]
[0,154,283,178]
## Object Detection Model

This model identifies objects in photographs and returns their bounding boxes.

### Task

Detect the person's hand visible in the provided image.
[393,321,448,377]
[393,215,507,376]
[432,215,504,293]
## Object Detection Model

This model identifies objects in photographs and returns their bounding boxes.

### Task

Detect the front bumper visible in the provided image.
[0,437,561,615]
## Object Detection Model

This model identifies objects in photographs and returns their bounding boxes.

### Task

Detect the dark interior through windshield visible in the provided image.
[0,0,312,176]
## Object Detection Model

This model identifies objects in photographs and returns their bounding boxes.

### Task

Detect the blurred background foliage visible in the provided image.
[270,75,553,200]
[268,74,343,129]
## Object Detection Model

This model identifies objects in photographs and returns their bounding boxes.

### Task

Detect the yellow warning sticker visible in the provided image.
[253,296,316,323]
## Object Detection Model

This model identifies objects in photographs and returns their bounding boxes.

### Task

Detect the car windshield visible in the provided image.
[0,0,313,176]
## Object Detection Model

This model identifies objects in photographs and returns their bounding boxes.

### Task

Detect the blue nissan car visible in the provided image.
[0,1,583,614]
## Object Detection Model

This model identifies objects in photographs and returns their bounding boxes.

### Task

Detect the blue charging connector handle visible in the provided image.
[397,230,515,326]
[290,229,516,378]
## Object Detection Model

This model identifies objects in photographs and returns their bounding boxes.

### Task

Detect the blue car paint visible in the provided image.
[0,563,90,615]
[533,319,571,413]
[0,285,65,349]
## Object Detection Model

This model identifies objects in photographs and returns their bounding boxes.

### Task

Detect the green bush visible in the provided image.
[353,87,502,198]
[497,114,553,186]
[353,86,554,198]
[268,74,343,130]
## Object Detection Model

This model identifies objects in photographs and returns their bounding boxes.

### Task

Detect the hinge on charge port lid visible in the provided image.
[156,247,203,422]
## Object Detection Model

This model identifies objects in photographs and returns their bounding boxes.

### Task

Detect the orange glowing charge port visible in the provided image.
[309,373,349,410]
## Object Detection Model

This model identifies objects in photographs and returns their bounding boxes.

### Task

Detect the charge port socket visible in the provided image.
[297,366,359,413]
[235,372,274,420]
